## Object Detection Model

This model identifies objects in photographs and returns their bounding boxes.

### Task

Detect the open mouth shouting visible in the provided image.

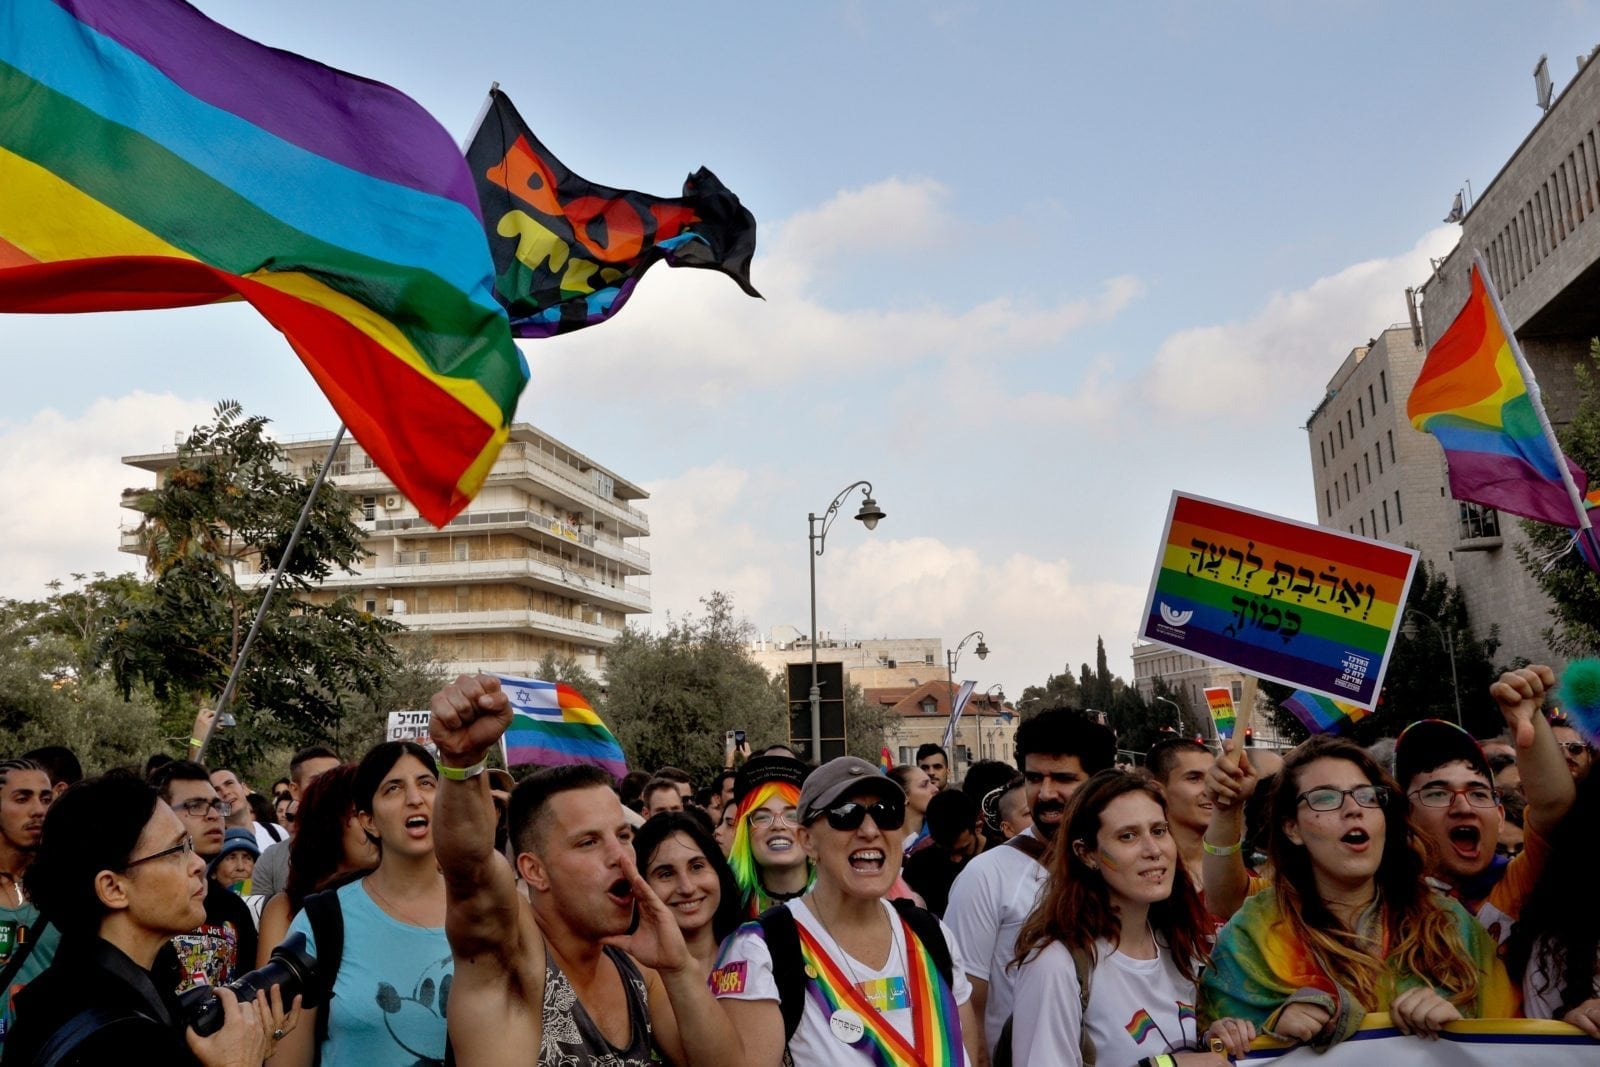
[848,848,886,875]
[404,814,431,839]
[1446,824,1481,860]
[606,878,635,909]
[1340,828,1372,851]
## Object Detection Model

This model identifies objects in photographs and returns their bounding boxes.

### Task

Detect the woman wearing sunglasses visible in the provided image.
[712,756,982,1065]
[1199,736,1515,1049]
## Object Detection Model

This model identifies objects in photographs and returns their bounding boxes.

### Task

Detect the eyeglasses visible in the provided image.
[1408,784,1499,809]
[1557,742,1592,757]
[174,798,230,819]
[123,835,196,869]
[816,799,906,832]
[747,807,800,830]
[1296,785,1390,812]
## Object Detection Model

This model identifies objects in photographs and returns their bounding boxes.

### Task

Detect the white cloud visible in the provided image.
[0,393,216,600]
[1141,227,1460,418]
[519,177,1143,409]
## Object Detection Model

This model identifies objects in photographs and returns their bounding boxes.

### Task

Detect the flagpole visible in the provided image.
[1472,251,1595,535]
[461,81,500,154]
[194,425,347,764]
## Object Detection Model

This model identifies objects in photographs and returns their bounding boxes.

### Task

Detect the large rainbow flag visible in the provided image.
[0,0,527,526]
[497,675,627,780]
[1407,257,1589,527]
[1141,493,1419,709]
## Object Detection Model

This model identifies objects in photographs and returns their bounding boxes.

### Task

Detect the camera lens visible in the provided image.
[180,932,317,1038]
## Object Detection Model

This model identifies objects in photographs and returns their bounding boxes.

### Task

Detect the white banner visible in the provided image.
[1241,1017,1591,1064]
[940,680,977,752]
[386,709,435,752]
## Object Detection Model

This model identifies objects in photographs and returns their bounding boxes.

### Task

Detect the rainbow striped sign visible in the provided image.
[1140,493,1418,710]
[1204,687,1237,739]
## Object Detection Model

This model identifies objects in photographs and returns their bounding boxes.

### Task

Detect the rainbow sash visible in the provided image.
[794,915,960,1067]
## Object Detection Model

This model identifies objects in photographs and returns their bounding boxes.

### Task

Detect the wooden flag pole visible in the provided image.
[1227,676,1258,769]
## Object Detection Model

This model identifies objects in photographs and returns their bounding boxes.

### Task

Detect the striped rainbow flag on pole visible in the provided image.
[497,675,627,780]
[1407,255,1591,528]
[0,0,527,527]
[1282,689,1370,735]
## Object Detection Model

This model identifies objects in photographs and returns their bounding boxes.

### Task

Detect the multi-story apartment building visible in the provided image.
[747,631,946,691]
[122,424,651,679]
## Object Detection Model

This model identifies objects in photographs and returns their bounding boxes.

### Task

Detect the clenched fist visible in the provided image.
[430,674,512,767]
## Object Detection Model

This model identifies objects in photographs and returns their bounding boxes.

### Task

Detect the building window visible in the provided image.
[1368,382,1376,413]
[364,598,377,614]
[1394,490,1403,525]
[1344,472,1350,499]
[1347,411,1354,439]
[361,495,376,521]
[1325,488,1333,517]
[1387,430,1395,463]
[1329,431,1335,457]
[1335,482,1341,508]
[920,697,937,716]
[1376,447,1384,475]
[1231,681,1243,702]
[1382,499,1390,532]
[1364,453,1371,482]
[1371,508,1378,536]
[1381,370,1388,403]
[1353,464,1360,493]
[1338,423,1345,448]
[1359,515,1366,536]
[1358,397,1365,428]
[1459,502,1501,540]
[1320,440,1327,466]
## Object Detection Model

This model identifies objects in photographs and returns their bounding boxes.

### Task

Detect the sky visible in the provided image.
[3,1,1596,700]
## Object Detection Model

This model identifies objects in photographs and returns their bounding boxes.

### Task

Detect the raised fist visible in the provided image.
[429,673,512,766]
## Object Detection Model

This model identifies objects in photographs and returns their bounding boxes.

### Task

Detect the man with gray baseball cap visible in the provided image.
[711,756,981,1065]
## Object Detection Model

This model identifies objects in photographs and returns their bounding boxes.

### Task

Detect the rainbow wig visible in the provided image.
[727,779,812,916]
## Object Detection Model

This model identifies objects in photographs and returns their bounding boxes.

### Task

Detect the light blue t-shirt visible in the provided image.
[288,879,453,1067]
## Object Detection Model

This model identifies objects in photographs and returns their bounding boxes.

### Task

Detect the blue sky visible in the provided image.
[2,1,1594,698]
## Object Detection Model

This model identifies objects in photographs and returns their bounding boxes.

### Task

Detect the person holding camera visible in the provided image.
[3,769,296,1067]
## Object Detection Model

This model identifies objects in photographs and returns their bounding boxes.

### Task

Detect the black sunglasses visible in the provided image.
[818,799,905,832]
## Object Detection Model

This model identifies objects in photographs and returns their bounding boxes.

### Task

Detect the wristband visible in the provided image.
[1202,836,1245,857]
[188,737,202,748]
[437,755,490,781]
[1137,1055,1177,1067]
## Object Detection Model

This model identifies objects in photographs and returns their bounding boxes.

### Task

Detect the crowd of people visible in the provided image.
[0,663,1596,1065]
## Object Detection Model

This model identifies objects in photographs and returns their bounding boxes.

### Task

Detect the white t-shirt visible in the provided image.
[1010,937,1200,1067]
[1522,938,1600,1019]
[252,821,288,852]
[713,897,973,1066]
[943,829,1048,1055]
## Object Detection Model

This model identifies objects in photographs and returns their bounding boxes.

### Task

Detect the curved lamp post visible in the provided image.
[1154,695,1183,735]
[808,481,885,761]
[945,630,989,772]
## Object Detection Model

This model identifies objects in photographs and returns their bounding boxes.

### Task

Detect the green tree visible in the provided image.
[1516,342,1600,658]
[104,401,404,770]
[599,591,788,783]
[1016,666,1080,719]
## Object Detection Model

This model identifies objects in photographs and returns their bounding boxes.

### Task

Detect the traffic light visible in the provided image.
[1244,727,1255,747]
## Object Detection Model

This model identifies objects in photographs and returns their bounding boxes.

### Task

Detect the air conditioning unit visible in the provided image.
[392,600,407,615]
[384,496,399,509]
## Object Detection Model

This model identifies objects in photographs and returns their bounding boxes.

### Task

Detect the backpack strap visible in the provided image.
[753,905,806,1042]
[1003,833,1048,864]
[992,943,1096,1067]
[0,921,45,994]
[34,1007,154,1067]
[889,898,954,988]
[301,887,346,1048]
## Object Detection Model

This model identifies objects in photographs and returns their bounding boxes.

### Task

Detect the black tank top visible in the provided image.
[539,945,655,1066]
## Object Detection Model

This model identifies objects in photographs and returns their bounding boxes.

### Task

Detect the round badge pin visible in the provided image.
[804,963,818,980]
[829,1008,866,1045]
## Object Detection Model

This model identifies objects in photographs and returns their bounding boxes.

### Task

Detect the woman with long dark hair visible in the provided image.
[270,741,451,1067]
[632,811,743,978]
[1199,736,1515,1048]
[1510,769,1600,1037]
[1007,770,1253,1066]
[254,764,377,967]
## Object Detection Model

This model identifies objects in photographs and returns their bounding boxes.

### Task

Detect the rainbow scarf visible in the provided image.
[1408,257,1590,527]
[727,781,810,917]
[0,0,526,526]
[794,914,960,1067]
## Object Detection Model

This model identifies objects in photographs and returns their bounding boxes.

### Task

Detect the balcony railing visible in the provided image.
[324,555,650,612]
[399,609,620,643]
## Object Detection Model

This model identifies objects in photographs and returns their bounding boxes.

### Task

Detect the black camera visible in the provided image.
[179,932,317,1037]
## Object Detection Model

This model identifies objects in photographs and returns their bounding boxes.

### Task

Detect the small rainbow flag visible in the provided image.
[1204,687,1237,739]
[1408,257,1591,527]
[878,747,894,773]
[1141,493,1418,709]
[1282,689,1370,735]
[1125,1008,1158,1044]
[0,0,527,527]
[497,675,626,780]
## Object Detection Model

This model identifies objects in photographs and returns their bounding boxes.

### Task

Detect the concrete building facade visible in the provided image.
[746,632,945,691]
[122,424,651,679]
[862,681,1017,779]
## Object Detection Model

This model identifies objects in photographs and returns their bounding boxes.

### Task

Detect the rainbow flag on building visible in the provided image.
[1282,689,1370,735]
[497,675,627,780]
[1408,257,1590,527]
[0,0,527,527]
[1141,492,1419,710]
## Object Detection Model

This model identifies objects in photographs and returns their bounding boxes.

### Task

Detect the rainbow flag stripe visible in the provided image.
[1408,258,1589,527]
[0,0,527,526]
[1142,493,1418,709]
[1204,687,1237,739]
[1282,689,1370,735]
[795,915,959,1067]
[1125,1008,1158,1043]
[497,675,626,780]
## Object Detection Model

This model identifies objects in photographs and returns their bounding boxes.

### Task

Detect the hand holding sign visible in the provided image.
[429,673,512,767]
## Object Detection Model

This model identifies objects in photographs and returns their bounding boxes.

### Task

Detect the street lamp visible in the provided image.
[808,481,886,762]
[945,631,989,774]
[981,684,1007,760]
[1402,608,1462,726]
[1154,695,1183,735]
